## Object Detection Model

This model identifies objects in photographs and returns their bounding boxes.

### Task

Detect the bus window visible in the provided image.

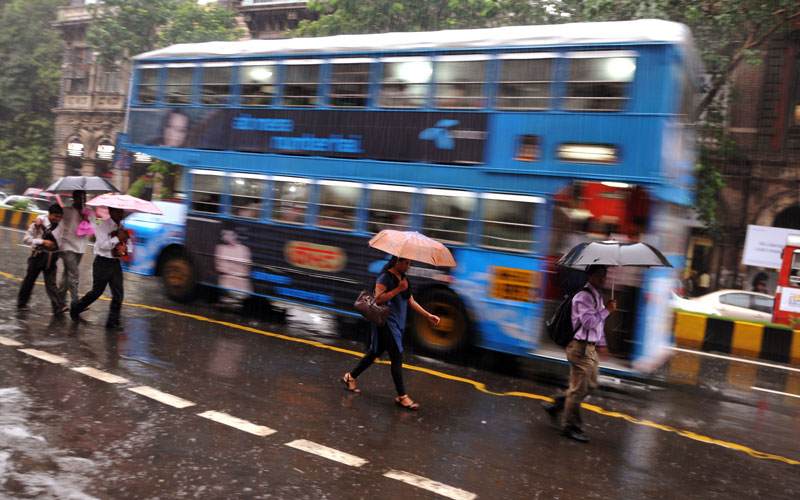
[435,57,486,109]
[201,65,232,106]
[317,181,360,231]
[497,54,553,110]
[422,189,476,244]
[330,60,370,108]
[564,53,636,112]
[190,171,224,214]
[367,185,414,234]
[282,61,319,107]
[136,67,159,105]
[231,175,265,219]
[790,251,800,287]
[515,135,539,161]
[241,63,277,107]
[271,177,309,224]
[379,58,431,109]
[165,66,193,105]
[480,194,542,252]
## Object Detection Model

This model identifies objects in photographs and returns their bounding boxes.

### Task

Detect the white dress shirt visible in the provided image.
[93,217,133,259]
[57,205,96,254]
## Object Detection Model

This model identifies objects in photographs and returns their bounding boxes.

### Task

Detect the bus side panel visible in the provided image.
[451,249,542,356]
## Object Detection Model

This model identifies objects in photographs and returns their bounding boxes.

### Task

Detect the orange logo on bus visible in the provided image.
[284,241,346,272]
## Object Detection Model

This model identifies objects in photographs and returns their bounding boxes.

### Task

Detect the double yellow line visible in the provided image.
[2,269,798,466]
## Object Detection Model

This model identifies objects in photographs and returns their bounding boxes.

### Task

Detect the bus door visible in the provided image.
[451,249,543,356]
[773,234,800,327]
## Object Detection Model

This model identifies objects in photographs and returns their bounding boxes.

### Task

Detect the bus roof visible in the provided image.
[134,19,693,61]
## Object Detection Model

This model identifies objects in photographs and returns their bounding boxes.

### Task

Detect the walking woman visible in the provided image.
[342,256,440,410]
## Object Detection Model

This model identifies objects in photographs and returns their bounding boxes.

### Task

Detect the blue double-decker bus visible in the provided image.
[120,19,699,374]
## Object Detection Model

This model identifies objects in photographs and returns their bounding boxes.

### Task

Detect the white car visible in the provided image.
[689,290,774,322]
[0,195,48,214]
[670,292,719,315]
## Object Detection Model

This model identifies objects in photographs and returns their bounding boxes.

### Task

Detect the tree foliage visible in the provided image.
[0,0,64,188]
[87,0,244,68]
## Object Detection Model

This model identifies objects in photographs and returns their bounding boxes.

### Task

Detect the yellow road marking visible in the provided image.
[1,269,798,466]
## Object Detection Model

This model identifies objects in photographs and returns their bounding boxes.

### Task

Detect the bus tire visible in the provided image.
[411,288,470,356]
[161,251,196,303]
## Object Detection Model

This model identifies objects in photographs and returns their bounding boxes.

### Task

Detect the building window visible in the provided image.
[190,171,224,214]
[165,66,193,105]
[137,68,159,105]
[241,64,276,107]
[202,66,232,106]
[497,55,553,110]
[379,58,432,109]
[564,53,636,112]
[282,61,319,107]
[435,57,486,109]
[330,60,371,108]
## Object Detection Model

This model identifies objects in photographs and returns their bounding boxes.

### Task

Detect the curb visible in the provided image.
[674,311,800,366]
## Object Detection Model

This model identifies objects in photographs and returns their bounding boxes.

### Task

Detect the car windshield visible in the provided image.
[31,198,53,211]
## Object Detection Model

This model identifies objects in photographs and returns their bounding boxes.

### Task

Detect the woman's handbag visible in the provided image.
[354,290,390,326]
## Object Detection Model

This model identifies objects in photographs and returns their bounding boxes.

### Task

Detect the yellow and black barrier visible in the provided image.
[0,208,39,232]
[674,311,800,366]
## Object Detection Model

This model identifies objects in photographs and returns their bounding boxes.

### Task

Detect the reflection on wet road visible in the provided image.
[1,226,799,499]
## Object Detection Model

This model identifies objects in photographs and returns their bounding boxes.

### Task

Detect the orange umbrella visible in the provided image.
[368,230,456,267]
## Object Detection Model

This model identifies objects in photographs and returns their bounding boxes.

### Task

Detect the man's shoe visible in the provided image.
[541,401,560,427]
[105,320,121,330]
[69,302,80,322]
[561,426,590,443]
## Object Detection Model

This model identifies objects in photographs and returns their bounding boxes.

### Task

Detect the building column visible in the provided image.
[80,160,96,177]
[51,157,68,180]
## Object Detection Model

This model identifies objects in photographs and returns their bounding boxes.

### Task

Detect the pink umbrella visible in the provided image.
[369,230,456,267]
[86,194,164,215]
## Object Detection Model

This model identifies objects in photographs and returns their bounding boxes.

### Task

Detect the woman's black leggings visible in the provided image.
[350,325,405,396]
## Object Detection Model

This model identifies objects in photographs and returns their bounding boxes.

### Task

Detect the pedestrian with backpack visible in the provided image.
[542,264,616,443]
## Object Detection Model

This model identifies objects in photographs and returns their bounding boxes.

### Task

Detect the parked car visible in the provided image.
[0,195,48,214]
[670,292,719,315]
[0,190,8,201]
[689,290,774,322]
[34,191,72,208]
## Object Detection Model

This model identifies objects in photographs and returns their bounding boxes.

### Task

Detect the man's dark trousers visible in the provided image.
[72,256,123,324]
[18,254,60,310]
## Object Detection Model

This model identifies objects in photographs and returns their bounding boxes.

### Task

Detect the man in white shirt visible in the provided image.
[18,204,66,314]
[57,190,95,304]
[70,207,133,329]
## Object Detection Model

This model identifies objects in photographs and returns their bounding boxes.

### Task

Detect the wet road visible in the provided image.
[1,227,799,499]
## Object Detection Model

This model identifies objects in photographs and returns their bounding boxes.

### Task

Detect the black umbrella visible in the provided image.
[44,176,120,194]
[557,240,672,298]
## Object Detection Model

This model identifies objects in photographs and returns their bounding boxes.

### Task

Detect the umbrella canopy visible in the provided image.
[86,194,163,215]
[368,230,456,267]
[557,240,672,269]
[44,176,120,194]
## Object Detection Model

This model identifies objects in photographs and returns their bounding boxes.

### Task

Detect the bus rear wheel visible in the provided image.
[161,252,195,302]
[412,289,469,356]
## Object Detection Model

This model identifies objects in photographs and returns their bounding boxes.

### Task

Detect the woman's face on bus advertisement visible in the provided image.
[163,112,189,148]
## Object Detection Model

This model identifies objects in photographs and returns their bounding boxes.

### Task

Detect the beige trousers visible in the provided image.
[562,340,598,430]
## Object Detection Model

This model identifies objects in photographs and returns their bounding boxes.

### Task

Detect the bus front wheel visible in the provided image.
[161,252,195,302]
[411,288,469,355]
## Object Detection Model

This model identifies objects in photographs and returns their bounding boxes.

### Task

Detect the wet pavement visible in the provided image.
[1,226,799,499]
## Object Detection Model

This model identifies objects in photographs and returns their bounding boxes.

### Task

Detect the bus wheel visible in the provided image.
[412,289,469,355]
[161,253,195,302]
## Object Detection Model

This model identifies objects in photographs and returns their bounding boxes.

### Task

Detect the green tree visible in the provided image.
[87,0,244,68]
[0,0,64,188]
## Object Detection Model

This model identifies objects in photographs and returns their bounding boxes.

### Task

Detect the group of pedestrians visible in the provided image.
[16,189,133,329]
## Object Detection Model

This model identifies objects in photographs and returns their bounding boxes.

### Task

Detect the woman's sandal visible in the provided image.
[341,373,360,393]
[395,395,419,411]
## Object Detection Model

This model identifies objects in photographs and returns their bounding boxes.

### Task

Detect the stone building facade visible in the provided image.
[705,27,800,292]
[51,0,313,193]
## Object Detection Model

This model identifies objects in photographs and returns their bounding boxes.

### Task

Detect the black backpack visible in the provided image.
[546,287,596,347]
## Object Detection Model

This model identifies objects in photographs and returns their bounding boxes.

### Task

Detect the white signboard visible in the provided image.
[779,286,800,314]
[742,225,800,269]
